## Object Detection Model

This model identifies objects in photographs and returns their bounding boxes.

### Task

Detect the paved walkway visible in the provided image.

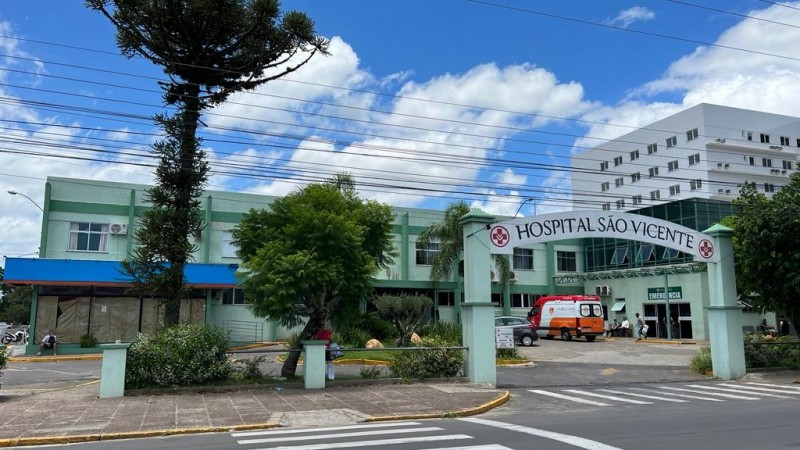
[0,353,508,447]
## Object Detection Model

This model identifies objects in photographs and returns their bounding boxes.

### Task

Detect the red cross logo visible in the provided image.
[698,239,714,259]
[491,225,510,248]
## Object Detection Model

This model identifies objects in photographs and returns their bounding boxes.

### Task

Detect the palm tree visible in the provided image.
[417,201,510,287]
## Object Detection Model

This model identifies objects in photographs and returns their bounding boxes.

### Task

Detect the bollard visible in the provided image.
[301,340,327,389]
[99,342,131,398]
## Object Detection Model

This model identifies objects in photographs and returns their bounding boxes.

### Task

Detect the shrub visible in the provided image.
[125,323,233,389]
[744,334,800,368]
[0,347,7,387]
[336,327,372,348]
[496,347,520,359]
[389,337,464,380]
[689,346,713,375]
[79,333,97,348]
[231,355,273,382]
[418,321,462,345]
[359,365,383,379]
[373,294,433,346]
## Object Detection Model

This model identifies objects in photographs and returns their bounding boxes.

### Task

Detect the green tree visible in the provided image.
[87,0,329,325]
[0,268,32,325]
[416,201,511,287]
[731,173,800,338]
[373,294,433,346]
[232,175,395,378]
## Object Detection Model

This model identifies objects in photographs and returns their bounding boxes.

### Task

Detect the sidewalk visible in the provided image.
[0,354,509,447]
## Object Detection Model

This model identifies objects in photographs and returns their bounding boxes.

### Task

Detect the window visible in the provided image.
[780,136,790,146]
[513,248,534,270]
[688,153,700,165]
[437,291,455,306]
[632,195,642,205]
[615,177,624,187]
[745,131,753,141]
[762,158,772,167]
[557,251,577,272]
[68,222,109,252]
[764,183,775,193]
[616,199,625,209]
[664,247,683,259]
[631,172,641,183]
[602,203,610,211]
[650,190,661,200]
[610,247,629,266]
[667,160,679,171]
[221,288,246,305]
[630,149,640,160]
[649,166,659,177]
[416,242,440,265]
[647,143,658,154]
[221,230,238,258]
[600,161,609,171]
[601,181,610,192]
[666,136,677,147]
[511,293,537,308]
[690,179,702,191]
[614,156,623,166]
[748,156,756,166]
[760,133,770,143]
[635,244,655,263]
[669,184,681,196]
[686,128,699,141]
[783,160,794,170]
[797,138,800,147]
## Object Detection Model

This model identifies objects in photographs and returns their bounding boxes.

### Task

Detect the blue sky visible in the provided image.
[2,1,800,258]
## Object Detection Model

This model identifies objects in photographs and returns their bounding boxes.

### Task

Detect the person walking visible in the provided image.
[635,313,646,340]
[314,326,335,381]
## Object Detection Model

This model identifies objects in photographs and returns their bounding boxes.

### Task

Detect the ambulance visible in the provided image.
[528,295,604,342]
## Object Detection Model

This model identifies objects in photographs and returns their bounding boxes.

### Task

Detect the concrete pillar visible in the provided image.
[459,209,497,386]
[704,224,746,380]
[301,340,326,389]
[99,343,131,398]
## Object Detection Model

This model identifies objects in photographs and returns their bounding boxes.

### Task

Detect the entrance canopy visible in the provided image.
[611,301,626,312]
[489,211,719,263]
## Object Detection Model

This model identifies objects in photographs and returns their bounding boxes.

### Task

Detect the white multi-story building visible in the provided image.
[572,103,800,212]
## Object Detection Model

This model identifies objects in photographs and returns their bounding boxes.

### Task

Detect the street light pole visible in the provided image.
[7,189,44,212]
[513,197,537,218]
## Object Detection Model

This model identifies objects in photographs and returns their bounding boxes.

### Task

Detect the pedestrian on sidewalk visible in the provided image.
[38,329,58,356]
[635,313,646,340]
[314,326,335,381]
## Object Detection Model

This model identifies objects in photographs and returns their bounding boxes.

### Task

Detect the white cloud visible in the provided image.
[607,6,655,28]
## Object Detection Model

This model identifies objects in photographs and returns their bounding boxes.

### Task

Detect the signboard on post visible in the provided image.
[488,211,719,263]
[495,327,514,349]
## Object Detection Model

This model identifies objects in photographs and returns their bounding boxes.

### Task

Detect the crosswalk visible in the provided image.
[230,421,511,450]
[526,381,800,408]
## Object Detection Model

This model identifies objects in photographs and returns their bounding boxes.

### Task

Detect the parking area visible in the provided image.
[515,336,703,367]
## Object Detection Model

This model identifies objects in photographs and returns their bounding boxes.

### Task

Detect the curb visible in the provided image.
[364,389,511,422]
[0,422,280,448]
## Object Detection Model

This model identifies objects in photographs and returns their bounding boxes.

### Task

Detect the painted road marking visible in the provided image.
[720,383,800,395]
[745,382,800,392]
[232,421,421,437]
[562,389,653,405]
[658,386,760,400]
[237,426,443,445]
[249,434,473,450]
[462,417,623,450]
[597,389,689,403]
[687,384,793,399]
[629,387,725,402]
[527,389,610,406]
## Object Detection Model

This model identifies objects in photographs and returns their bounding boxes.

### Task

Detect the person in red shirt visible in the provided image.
[314,327,335,380]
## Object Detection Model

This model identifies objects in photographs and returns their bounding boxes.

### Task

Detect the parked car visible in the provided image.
[494,315,538,346]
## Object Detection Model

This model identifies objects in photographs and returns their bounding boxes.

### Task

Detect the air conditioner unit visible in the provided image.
[490,270,497,282]
[782,170,787,175]
[595,285,603,296]
[717,189,724,194]
[717,163,723,168]
[724,163,730,168]
[109,223,127,235]
[601,285,612,296]
[725,189,731,194]
[509,271,517,282]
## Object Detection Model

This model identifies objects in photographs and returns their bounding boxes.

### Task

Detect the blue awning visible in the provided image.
[3,258,238,288]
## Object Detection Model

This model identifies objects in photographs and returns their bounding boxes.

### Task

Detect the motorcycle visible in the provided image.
[1,327,29,345]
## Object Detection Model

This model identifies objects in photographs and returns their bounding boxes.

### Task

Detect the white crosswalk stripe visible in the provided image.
[526,382,800,407]
[231,421,513,450]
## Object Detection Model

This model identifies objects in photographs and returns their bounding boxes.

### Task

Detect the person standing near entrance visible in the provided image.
[635,313,646,340]
[671,317,680,339]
